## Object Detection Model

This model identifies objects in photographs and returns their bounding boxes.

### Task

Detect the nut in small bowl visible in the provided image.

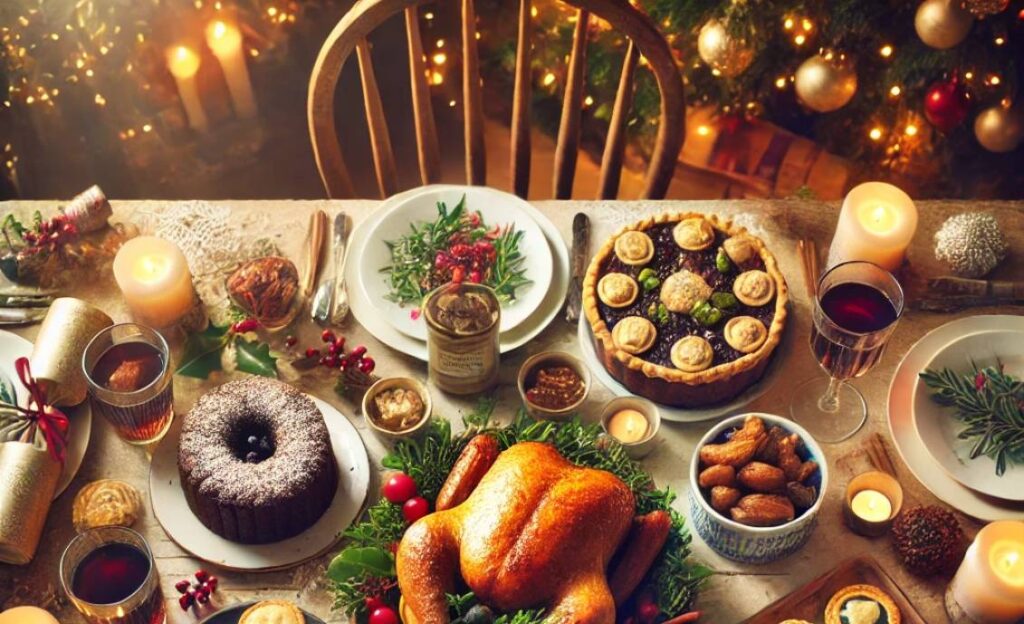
[517,352,591,420]
[688,412,828,564]
[599,397,661,459]
[361,377,432,442]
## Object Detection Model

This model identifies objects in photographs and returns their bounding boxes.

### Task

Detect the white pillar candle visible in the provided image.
[113,237,195,329]
[826,181,918,272]
[205,20,257,119]
[950,521,1024,624]
[166,45,208,132]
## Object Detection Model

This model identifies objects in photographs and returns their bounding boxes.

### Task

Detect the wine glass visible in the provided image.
[790,261,904,443]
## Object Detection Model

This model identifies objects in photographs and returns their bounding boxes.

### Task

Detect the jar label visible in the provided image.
[433,349,486,377]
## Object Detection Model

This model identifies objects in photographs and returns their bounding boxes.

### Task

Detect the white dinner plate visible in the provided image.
[359,186,553,340]
[0,329,91,499]
[149,394,370,571]
[912,329,1024,501]
[346,185,569,361]
[577,315,791,423]
[888,315,1024,520]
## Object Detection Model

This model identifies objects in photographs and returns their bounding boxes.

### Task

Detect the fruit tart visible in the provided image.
[583,213,788,407]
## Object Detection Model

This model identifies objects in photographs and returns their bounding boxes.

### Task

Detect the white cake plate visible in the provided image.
[0,329,92,499]
[149,394,371,571]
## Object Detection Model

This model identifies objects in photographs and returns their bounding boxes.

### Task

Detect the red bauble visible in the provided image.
[924,78,971,132]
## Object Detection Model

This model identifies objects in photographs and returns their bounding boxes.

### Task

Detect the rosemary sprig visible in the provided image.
[920,364,1024,476]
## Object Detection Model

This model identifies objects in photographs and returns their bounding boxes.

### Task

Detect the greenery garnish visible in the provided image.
[380,196,530,306]
[176,309,278,379]
[920,363,1024,476]
[327,399,708,621]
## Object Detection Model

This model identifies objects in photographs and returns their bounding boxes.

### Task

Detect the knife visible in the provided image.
[330,212,350,324]
[0,308,48,325]
[564,212,590,323]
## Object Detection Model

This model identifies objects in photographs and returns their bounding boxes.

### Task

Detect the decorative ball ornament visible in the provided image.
[915,0,974,49]
[934,212,1008,277]
[964,0,1009,17]
[697,18,755,78]
[794,51,858,113]
[923,77,971,132]
[974,104,1024,152]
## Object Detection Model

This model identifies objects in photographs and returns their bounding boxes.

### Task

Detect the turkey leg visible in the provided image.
[435,434,500,511]
[608,510,672,605]
[396,513,461,623]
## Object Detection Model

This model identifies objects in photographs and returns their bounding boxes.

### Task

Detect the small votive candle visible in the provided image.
[827,181,918,272]
[608,409,649,444]
[599,397,660,460]
[113,237,196,329]
[947,521,1024,624]
[844,470,903,537]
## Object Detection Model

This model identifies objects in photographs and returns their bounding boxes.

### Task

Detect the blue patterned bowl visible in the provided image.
[688,412,828,564]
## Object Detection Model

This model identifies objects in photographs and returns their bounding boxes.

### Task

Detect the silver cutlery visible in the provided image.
[564,212,590,323]
[312,212,350,325]
[0,308,48,325]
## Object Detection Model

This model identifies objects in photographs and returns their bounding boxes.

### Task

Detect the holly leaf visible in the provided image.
[2,214,26,240]
[234,337,278,378]
[176,323,229,379]
[326,546,395,582]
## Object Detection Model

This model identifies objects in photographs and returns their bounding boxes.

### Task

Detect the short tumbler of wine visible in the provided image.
[82,323,174,445]
[790,261,904,443]
[60,526,166,624]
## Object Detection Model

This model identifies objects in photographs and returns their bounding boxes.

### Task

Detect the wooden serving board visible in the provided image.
[743,556,926,624]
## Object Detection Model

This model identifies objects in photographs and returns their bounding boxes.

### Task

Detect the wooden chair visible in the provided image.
[308,0,685,200]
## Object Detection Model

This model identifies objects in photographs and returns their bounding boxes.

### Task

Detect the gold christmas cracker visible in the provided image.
[0,442,61,565]
[29,297,113,406]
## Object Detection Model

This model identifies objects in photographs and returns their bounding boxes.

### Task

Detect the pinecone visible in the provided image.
[891,506,966,575]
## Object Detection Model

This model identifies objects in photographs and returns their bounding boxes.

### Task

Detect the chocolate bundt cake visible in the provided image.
[177,378,338,544]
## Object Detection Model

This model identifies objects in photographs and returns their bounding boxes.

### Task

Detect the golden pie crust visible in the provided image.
[733,270,775,307]
[673,217,715,251]
[660,270,712,313]
[612,316,657,354]
[671,336,714,372]
[724,316,768,353]
[239,600,305,624]
[597,272,639,308]
[825,584,901,624]
[583,212,788,398]
[614,230,655,265]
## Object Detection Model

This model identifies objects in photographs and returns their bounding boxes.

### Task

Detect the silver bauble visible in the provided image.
[697,18,755,78]
[794,52,858,113]
[915,0,974,49]
[974,105,1024,153]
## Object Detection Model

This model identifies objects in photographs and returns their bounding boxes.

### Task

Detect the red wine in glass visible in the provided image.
[71,542,165,624]
[810,282,899,380]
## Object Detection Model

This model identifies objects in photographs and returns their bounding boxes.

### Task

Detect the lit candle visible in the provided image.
[827,181,918,272]
[949,521,1024,624]
[113,237,196,328]
[166,45,208,131]
[205,20,257,118]
[850,489,892,522]
[607,409,650,444]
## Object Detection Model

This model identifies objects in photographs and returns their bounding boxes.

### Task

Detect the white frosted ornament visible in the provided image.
[934,212,1008,277]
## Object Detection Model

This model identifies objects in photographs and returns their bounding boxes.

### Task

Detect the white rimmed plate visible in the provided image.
[149,394,370,571]
[346,185,569,361]
[888,315,1024,520]
[577,316,791,423]
[359,186,553,340]
[0,329,91,499]
[912,329,1024,501]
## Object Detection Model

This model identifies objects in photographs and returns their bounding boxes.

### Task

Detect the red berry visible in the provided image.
[194,570,210,583]
[305,347,319,358]
[175,580,191,594]
[369,606,399,624]
[451,266,465,284]
[285,335,298,347]
[231,318,259,333]
[179,594,194,611]
[638,601,660,624]
[196,590,209,604]
[351,345,367,359]
[324,356,338,368]
[321,329,336,343]
[383,473,417,504]
[206,576,218,591]
[358,357,376,374]
[403,496,430,523]
[469,270,482,284]
[365,596,385,612]
[318,356,329,367]
[328,342,342,355]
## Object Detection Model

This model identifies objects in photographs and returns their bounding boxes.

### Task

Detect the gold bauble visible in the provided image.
[974,105,1024,153]
[794,52,858,113]
[915,0,974,49]
[697,18,755,78]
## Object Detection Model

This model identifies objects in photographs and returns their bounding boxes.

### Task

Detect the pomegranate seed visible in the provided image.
[351,345,367,359]
[321,329,336,343]
[195,570,210,583]
[175,580,191,594]
[305,347,319,358]
[285,335,298,347]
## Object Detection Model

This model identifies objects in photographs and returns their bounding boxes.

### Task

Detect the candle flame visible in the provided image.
[211,20,227,39]
[990,540,1024,587]
[133,255,172,284]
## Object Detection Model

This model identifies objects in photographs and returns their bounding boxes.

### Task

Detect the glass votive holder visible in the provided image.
[844,470,903,537]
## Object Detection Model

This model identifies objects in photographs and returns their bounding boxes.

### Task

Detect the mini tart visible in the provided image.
[723,234,757,266]
[660,270,713,314]
[825,584,901,624]
[614,230,655,265]
[612,316,657,355]
[597,272,639,308]
[673,217,716,251]
[671,336,714,372]
[733,270,776,307]
[724,316,769,353]
[239,600,306,624]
